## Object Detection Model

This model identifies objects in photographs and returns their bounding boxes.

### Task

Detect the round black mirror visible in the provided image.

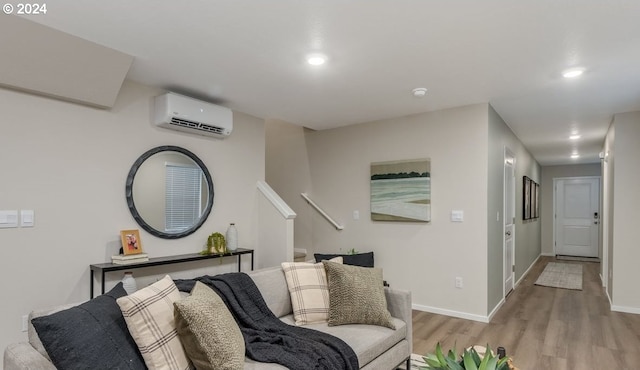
[125,146,214,239]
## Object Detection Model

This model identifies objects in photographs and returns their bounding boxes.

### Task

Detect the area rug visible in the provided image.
[534,262,583,290]
[556,255,600,263]
[396,354,426,369]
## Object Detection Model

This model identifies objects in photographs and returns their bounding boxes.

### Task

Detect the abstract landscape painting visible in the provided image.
[370,158,431,222]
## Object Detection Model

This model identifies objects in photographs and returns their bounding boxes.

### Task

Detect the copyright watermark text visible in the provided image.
[3,3,47,15]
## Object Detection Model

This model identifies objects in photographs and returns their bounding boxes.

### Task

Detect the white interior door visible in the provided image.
[555,177,600,257]
[504,149,515,296]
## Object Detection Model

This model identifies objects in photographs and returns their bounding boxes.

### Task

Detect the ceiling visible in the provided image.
[18,1,640,165]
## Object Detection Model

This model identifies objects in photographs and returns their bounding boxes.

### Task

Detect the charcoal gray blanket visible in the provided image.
[174,273,359,370]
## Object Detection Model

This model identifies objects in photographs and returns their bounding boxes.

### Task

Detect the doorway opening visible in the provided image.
[503,148,516,297]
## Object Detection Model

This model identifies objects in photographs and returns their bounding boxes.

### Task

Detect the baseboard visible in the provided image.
[412,304,489,323]
[606,288,613,306]
[487,298,505,322]
[514,254,541,288]
[611,304,640,315]
[540,252,555,256]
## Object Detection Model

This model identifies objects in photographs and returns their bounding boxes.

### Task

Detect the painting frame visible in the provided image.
[531,182,540,219]
[523,176,531,220]
[120,229,143,255]
[370,158,431,222]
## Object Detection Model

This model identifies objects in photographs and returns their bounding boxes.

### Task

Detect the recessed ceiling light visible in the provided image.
[569,135,581,140]
[571,154,580,159]
[307,54,327,66]
[412,88,428,97]
[563,68,585,78]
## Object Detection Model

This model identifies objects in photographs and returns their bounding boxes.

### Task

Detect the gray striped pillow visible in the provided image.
[117,275,192,370]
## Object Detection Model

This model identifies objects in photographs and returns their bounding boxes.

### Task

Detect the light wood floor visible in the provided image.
[411,256,640,369]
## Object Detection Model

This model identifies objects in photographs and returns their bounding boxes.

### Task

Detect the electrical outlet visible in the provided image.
[455,277,463,289]
[21,315,28,332]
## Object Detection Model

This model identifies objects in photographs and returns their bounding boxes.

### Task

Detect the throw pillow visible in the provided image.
[174,282,245,370]
[31,282,146,370]
[281,257,343,325]
[322,260,395,329]
[314,251,374,267]
[116,275,192,370]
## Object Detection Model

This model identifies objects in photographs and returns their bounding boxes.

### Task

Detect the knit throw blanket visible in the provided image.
[174,273,359,370]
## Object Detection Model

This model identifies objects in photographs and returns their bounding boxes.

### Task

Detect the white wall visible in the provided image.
[539,164,601,256]
[303,104,490,319]
[609,111,640,312]
[0,81,265,354]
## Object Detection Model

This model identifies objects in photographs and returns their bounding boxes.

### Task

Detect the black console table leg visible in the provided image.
[101,272,106,295]
[237,255,241,272]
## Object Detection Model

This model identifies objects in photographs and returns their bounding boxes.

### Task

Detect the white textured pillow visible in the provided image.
[281,257,342,325]
[116,275,192,370]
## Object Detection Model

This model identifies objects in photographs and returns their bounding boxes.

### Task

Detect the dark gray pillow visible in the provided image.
[32,283,145,370]
[314,251,374,267]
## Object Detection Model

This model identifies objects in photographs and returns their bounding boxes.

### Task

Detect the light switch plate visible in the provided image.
[0,210,19,228]
[21,210,34,227]
[451,210,464,222]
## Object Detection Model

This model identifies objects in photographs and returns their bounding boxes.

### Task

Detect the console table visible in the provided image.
[89,248,254,298]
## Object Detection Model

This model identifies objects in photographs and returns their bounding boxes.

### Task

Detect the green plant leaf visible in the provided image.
[435,342,447,365]
[484,356,498,370]
[444,356,465,370]
[496,358,510,370]
[477,346,492,370]
[463,349,479,370]
[448,349,458,361]
[424,354,443,368]
[470,347,482,365]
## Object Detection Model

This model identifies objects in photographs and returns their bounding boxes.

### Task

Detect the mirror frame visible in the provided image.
[125,145,214,239]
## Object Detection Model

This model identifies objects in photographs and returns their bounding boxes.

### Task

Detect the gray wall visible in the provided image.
[0,81,266,354]
[265,119,314,256]
[608,112,640,311]
[266,103,542,320]
[487,105,541,314]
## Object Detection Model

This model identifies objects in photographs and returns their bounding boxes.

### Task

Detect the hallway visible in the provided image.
[412,256,640,369]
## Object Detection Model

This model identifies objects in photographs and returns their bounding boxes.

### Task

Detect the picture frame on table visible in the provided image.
[120,229,143,255]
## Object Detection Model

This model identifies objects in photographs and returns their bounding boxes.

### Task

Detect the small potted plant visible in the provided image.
[204,232,226,255]
[420,343,518,370]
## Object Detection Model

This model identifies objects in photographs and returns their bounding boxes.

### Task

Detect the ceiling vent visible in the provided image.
[154,92,232,139]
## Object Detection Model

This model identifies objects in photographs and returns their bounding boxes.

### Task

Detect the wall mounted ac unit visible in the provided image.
[154,92,233,139]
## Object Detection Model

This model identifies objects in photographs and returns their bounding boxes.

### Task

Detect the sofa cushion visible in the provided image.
[248,266,292,318]
[174,282,245,370]
[323,261,395,330]
[31,282,145,370]
[116,275,192,370]
[281,257,342,325]
[279,314,406,367]
[315,252,374,267]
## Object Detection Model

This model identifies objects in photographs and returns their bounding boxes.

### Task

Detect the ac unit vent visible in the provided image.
[154,92,233,139]
[169,117,226,135]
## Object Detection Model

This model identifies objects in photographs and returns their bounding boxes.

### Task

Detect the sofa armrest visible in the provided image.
[385,288,412,353]
[3,342,56,370]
